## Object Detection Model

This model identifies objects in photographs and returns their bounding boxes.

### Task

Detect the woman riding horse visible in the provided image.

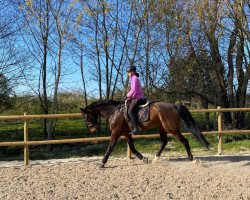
[126,66,146,134]
[80,99,210,168]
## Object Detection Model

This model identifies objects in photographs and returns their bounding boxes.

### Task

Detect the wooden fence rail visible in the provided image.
[0,106,250,166]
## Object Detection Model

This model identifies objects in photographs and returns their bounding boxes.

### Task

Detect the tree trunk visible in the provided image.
[43,2,50,139]
[47,38,62,151]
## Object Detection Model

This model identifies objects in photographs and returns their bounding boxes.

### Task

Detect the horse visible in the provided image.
[80,100,209,168]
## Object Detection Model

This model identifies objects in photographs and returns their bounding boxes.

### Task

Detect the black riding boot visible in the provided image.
[128,113,140,134]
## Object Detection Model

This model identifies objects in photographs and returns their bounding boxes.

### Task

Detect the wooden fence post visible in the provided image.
[217,106,223,155]
[24,112,29,166]
[127,143,131,159]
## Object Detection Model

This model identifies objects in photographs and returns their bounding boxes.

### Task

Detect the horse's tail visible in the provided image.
[175,103,210,149]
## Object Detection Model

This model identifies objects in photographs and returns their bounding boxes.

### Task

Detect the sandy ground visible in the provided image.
[0,154,249,200]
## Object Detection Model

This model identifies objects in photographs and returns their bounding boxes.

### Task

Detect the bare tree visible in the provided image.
[46,0,82,141]
[70,41,88,106]
[191,0,250,127]
[78,1,141,100]
[156,0,250,127]
[15,0,52,137]
[0,1,28,93]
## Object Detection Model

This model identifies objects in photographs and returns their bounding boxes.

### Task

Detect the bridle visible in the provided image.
[82,102,124,127]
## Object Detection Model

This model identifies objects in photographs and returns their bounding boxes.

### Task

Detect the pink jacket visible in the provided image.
[127,74,144,99]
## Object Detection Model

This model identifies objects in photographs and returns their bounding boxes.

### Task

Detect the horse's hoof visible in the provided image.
[99,163,105,168]
[143,157,148,164]
[189,155,194,161]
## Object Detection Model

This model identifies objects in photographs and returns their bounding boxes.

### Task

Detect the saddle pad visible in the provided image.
[137,105,150,122]
[124,104,150,123]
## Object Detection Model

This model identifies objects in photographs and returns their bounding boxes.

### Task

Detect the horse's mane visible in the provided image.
[85,100,121,110]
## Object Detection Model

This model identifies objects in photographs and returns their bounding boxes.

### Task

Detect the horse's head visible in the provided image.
[80,107,99,133]
[80,100,121,133]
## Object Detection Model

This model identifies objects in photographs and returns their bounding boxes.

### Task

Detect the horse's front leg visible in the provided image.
[125,134,148,164]
[100,134,119,168]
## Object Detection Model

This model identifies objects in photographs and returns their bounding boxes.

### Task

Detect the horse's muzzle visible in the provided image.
[89,125,98,133]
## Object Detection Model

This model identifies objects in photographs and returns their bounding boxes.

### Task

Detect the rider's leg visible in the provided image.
[128,99,140,134]
[128,112,139,134]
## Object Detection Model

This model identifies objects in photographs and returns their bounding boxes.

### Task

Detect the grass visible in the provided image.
[0,117,249,162]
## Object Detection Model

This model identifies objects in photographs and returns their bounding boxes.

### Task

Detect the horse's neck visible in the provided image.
[108,105,124,125]
[98,105,118,119]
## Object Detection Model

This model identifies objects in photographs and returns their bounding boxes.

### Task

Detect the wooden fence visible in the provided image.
[0,106,250,166]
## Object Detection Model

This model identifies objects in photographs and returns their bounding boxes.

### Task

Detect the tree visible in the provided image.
[46,0,82,141]
[78,0,147,100]
[192,0,250,127]
[4,0,250,131]
[70,41,88,107]
[157,0,250,128]
[16,0,51,138]
[15,0,82,142]
[0,74,12,112]
[0,1,28,94]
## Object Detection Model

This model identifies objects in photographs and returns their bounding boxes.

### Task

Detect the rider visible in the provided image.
[126,66,146,134]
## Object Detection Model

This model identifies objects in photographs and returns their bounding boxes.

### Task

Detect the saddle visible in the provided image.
[124,100,151,123]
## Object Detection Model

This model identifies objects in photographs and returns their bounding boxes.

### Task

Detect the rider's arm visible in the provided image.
[127,76,137,98]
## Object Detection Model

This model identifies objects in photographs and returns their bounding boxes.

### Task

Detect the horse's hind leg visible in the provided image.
[174,131,193,161]
[155,126,168,158]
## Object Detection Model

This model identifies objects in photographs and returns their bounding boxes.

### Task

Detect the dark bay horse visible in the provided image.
[80,100,209,168]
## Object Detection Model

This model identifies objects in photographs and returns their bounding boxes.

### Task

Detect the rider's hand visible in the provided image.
[124,97,130,105]
[126,97,132,101]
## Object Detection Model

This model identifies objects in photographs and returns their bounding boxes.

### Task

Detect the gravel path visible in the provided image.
[0,154,249,200]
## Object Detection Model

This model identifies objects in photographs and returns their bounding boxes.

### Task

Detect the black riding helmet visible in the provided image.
[127,65,136,72]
